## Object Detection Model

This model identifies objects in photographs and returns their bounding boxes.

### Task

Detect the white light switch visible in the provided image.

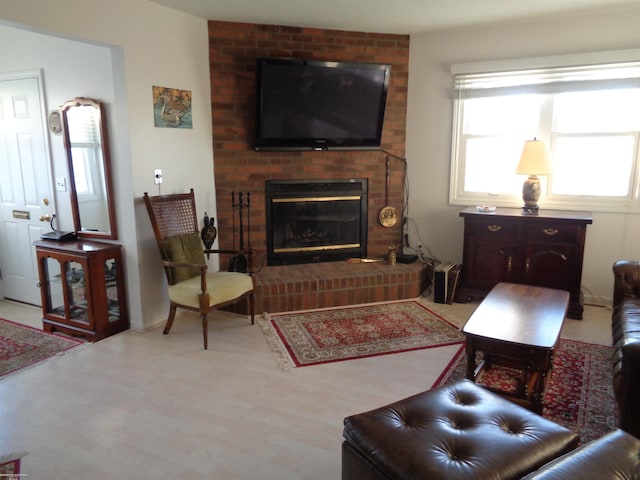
[55,177,67,191]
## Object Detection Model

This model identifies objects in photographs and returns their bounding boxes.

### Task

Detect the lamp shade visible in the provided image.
[516,139,552,176]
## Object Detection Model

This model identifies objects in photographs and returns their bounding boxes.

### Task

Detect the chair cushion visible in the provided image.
[168,271,253,307]
[160,233,205,284]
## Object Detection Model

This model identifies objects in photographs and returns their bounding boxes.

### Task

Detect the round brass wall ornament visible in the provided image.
[378,206,398,227]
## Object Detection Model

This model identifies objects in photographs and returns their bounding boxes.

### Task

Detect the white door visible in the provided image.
[0,71,54,306]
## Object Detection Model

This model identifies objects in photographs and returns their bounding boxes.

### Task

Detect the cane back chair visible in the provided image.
[143,189,255,349]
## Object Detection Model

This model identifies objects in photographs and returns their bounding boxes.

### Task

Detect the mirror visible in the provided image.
[60,97,117,240]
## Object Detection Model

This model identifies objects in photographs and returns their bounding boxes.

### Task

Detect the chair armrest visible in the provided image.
[163,260,208,291]
[613,260,640,309]
[204,248,264,275]
[203,249,249,258]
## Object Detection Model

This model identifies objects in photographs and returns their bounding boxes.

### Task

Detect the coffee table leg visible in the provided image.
[465,342,476,381]
[529,371,544,414]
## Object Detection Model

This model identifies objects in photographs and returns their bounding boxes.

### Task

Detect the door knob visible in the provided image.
[42,198,50,206]
[39,214,51,222]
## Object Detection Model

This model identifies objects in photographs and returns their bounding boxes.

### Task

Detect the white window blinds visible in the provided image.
[453,62,640,98]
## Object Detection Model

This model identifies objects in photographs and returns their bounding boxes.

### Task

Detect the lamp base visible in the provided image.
[521,175,542,215]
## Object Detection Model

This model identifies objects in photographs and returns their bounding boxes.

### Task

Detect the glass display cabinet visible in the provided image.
[34,239,129,341]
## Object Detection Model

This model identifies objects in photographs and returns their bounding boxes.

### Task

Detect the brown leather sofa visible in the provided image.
[612,259,640,438]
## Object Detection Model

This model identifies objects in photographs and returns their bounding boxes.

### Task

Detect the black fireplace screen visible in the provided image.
[266,179,368,265]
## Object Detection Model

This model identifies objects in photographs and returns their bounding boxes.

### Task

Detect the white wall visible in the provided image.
[407,4,640,305]
[0,0,216,330]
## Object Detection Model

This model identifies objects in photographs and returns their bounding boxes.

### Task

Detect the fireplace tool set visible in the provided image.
[229,191,251,273]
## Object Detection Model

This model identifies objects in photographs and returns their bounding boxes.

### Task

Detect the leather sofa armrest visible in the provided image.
[613,260,640,309]
[614,343,640,438]
[521,429,640,479]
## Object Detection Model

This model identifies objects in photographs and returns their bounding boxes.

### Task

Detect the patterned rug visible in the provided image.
[433,340,617,444]
[0,453,26,477]
[260,301,464,369]
[0,318,83,379]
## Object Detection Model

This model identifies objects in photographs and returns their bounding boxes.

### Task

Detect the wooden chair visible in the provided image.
[143,189,255,349]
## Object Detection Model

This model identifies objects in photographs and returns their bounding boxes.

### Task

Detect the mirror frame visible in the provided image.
[60,97,118,240]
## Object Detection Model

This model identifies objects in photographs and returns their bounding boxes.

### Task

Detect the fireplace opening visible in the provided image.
[266,179,368,265]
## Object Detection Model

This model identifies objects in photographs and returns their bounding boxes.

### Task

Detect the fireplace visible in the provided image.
[265,179,368,265]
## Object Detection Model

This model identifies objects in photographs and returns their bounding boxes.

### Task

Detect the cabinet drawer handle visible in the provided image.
[507,256,513,272]
[525,258,531,273]
[543,228,559,236]
[487,225,502,232]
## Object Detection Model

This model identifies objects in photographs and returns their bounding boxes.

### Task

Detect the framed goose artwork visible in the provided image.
[152,86,193,129]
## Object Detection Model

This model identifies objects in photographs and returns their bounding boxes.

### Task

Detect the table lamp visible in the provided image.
[516,138,552,213]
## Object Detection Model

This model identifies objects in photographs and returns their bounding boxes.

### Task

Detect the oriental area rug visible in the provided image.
[0,452,27,477]
[0,318,83,379]
[260,300,465,369]
[433,340,616,444]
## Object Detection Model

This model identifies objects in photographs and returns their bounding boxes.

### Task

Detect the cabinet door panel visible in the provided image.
[464,238,519,290]
[39,255,92,328]
[523,243,579,294]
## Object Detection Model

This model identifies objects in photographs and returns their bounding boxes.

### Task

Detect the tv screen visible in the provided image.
[254,58,391,151]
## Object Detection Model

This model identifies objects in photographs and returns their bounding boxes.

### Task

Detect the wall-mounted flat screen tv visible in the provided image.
[254,57,391,151]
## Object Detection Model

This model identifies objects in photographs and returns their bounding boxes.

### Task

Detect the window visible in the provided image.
[67,106,103,201]
[450,51,640,212]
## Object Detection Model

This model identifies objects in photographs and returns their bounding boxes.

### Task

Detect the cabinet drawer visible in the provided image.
[522,223,580,243]
[466,219,518,238]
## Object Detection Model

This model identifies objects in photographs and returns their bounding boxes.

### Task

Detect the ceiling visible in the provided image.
[148,0,637,34]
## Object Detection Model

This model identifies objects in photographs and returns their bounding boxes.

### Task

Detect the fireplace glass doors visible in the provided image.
[266,179,368,265]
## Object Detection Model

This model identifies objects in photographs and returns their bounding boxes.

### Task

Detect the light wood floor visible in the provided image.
[0,296,611,479]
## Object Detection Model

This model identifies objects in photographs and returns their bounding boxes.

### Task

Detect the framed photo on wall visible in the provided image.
[152,86,192,129]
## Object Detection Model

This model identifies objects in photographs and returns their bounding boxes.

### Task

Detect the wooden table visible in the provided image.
[461,282,569,413]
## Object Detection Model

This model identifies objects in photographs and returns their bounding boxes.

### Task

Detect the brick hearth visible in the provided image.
[252,260,429,313]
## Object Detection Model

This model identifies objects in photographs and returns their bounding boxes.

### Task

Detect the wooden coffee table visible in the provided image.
[461,282,569,414]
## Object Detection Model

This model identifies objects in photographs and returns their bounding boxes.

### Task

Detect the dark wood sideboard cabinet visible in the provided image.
[454,207,592,319]
[34,239,129,341]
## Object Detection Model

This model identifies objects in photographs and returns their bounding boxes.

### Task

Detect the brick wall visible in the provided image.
[208,21,410,263]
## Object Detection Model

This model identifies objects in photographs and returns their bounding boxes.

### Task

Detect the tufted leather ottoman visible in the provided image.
[342,380,579,480]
